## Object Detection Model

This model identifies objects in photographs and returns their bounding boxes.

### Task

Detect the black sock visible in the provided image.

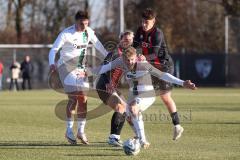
[117,112,126,135]
[171,112,180,125]
[110,112,126,135]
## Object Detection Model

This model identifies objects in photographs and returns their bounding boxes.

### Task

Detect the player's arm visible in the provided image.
[89,30,108,58]
[87,57,122,76]
[144,62,196,90]
[133,28,141,48]
[48,32,66,72]
[149,30,169,70]
[152,30,167,59]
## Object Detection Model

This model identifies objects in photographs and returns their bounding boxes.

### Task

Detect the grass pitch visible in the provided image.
[0,88,239,160]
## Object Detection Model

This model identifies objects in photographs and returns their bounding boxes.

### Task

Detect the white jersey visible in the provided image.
[48,25,108,93]
[91,56,184,99]
[49,25,108,66]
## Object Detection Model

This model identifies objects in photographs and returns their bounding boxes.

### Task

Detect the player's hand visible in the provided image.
[106,82,115,94]
[183,80,197,90]
[137,54,146,61]
[49,64,56,73]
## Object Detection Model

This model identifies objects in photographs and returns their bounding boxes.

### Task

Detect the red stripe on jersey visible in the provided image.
[111,68,123,87]
[109,47,124,87]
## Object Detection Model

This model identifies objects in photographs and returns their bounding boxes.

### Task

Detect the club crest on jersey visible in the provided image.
[195,59,212,79]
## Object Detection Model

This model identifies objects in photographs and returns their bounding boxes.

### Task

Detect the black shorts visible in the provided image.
[151,60,174,94]
[96,75,110,104]
[96,75,122,104]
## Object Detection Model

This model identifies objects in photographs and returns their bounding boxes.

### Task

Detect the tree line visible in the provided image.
[0,0,239,53]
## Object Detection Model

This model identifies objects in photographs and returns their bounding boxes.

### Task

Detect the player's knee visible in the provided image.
[115,103,125,113]
[129,105,139,117]
[160,92,172,102]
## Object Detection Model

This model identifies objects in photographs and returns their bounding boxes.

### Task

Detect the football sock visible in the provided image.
[77,118,86,134]
[66,118,74,131]
[171,112,180,125]
[110,112,126,136]
[129,120,139,138]
[132,114,146,142]
[117,112,126,135]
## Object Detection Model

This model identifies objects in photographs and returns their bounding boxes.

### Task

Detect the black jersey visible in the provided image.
[96,49,123,104]
[133,26,173,70]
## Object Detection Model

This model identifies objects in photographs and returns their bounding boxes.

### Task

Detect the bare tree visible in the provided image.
[6,0,14,29]
[11,0,33,43]
[222,0,240,16]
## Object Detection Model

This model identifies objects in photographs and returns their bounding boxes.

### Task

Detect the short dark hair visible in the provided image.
[75,10,89,20]
[142,8,156,20]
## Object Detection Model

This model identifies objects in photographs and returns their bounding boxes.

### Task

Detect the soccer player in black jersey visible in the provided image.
[133,8,184,140]
[96,31,135,146]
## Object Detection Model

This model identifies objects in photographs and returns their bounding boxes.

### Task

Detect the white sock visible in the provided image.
[77,118,86,134]
[175,124,181,128]
[109,134,120,140]
[132,114,146,142]
[129,122,139,138]
[66,118,74,131]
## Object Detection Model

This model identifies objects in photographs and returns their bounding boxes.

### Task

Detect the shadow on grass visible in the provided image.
[0,141,120,150]
[65,153,125,157]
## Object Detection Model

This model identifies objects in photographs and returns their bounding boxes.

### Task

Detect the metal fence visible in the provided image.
[0,44,239,90]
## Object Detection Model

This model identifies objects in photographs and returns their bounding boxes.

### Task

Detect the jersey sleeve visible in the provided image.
[89,57,122,76]
[48,32,66,65]
[144,61,184,86]
[88,28,108,57]
[152,30,168,59]
[133,27,141,48]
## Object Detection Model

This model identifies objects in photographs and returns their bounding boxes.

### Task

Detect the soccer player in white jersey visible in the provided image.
[89,46,196,148]
[48,11,108,145]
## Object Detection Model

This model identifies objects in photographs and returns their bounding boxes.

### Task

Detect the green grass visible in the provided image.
[0,88,240,160]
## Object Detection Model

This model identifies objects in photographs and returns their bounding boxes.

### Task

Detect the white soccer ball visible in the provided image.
[123,138,141,156]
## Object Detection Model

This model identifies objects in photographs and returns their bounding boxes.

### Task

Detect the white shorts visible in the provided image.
[134,96,156,112]
[126,96,156,116]
[57,59,90,93]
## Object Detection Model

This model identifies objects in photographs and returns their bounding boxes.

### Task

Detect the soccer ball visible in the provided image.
[123,138,141,156]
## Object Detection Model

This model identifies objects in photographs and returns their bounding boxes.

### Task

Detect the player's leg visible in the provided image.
[125,115,139,139]
[129,104,149,149]
[76,92,89,144]
[128,97,155,149]
[152,61,184,140]
[160,91,184,140]
[96,79,126,147]
[65,95,77,144]
[107,93,126,146]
